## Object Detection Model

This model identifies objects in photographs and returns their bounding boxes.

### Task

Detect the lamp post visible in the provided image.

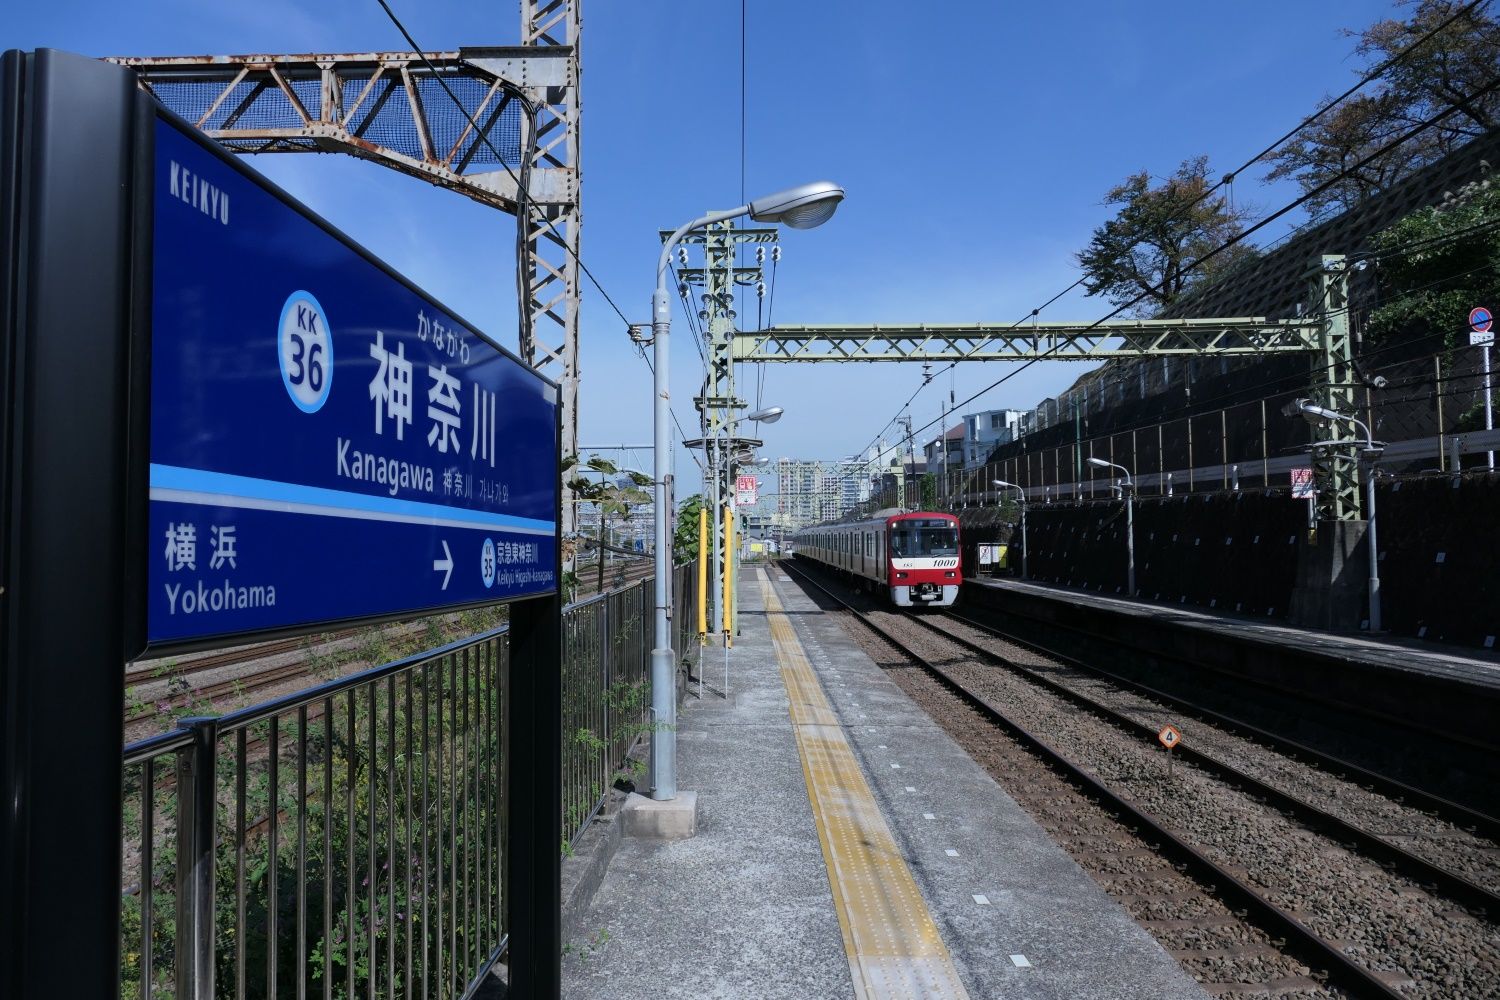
[1087,457,1135,597]
[1290,399,1384,632]
[992,479,1027,580]
[650,181,844,800]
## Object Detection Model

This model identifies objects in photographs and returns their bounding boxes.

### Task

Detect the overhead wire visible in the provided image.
[841,188,1500,486]
[876,70,1500,461]
[998,0,1492,331]
[838,0,1494,474]
[375,0,638,332]
[372,0,713,473]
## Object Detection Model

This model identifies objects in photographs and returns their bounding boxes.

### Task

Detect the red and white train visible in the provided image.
[792,510,961,607]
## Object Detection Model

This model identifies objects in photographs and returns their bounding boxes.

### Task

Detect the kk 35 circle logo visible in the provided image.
[279,291,332,412]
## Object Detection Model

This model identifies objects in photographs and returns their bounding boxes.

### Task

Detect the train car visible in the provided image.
[793,510,961,607]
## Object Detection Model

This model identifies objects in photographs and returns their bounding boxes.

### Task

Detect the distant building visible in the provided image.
[922,423,965,472]
[775,458,846,529]
[961,409,1026,468]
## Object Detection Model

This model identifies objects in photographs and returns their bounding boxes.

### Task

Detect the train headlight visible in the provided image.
[895,572,908,579]
[944,571,956,578]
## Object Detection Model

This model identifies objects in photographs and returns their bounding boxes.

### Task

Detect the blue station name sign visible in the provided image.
[147,116,558,647]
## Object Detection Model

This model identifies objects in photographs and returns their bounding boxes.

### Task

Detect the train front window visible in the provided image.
[890,520,958,557]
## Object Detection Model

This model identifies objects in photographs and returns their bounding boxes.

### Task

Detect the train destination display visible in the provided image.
[148,116,557,646]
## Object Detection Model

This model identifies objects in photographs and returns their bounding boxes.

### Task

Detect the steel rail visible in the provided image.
[910,611,1500,916]
[778,559,1408,1000]
[951,601,1500,838]
[124,629,364,684]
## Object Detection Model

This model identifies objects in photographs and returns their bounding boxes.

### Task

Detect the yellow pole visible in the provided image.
[722,504,735,643]
[697,507,708,640]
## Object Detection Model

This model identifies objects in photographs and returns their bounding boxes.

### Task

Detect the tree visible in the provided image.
[1366,175,1500,354]
[1076,156,1256,314]
[1266,1,1500,215]
[1264,93,1428,216]
[565,455,651,592]
[673,494,707,563]
[1356,0,1499,145]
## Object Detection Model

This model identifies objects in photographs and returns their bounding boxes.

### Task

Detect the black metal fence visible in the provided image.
[120,565,696,1000]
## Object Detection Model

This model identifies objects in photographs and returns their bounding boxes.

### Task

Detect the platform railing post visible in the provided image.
[175,716,219,1000]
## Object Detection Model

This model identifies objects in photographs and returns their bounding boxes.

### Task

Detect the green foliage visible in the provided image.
[673,494,706,563]
[1077,156,1256,315]
[1267,1,1500,215]
[919,474,938,511]
[120,663,504,1000]
[1366,178,1500,349]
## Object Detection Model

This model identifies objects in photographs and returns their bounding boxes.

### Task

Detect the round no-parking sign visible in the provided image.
[1471,306,1494,347]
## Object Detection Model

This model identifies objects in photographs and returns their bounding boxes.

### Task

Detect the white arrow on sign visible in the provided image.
[434,539,453,590]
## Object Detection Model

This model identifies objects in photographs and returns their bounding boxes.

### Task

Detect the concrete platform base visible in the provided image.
[619,790,698,839]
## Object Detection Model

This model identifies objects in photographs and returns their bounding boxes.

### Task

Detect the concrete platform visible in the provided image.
[969,574,1500,688]
[560,566,1207,1000]
[965,575,1500,759]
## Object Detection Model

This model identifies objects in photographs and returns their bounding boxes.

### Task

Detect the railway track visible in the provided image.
[126,629,361,687]
[943,604,1500,843]
[779,560,1500,999]
[573,558,653,598]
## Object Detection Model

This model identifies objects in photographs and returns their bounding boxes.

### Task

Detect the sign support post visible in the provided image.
[1471,307,1494,469]
[0,49,138,1000]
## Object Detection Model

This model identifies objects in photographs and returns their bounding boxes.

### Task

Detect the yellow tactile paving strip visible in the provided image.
[759,570,971,1000]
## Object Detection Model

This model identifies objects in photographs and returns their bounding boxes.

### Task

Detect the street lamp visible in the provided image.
[1087,457,1135,598]
[992,480,1027,580]
[747,406,784,424]
[650,181,844,800]
[1290,398,1384,632]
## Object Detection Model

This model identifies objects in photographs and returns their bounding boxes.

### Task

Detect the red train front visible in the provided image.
[792,510,961,608]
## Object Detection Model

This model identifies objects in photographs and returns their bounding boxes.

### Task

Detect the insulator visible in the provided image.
[698,310,709,322]
[756,282,766,298]
[727,310,737,320]
[701,294,711,307]
[678,284,689,297]
[771,246,782,262]
[756,247,766,263]
[725,292,734,304]
[677,246,689,265]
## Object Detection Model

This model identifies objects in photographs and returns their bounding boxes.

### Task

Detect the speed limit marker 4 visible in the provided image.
[1158,724,1182,749]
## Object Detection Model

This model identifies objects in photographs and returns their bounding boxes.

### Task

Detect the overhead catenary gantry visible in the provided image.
[736,256,1364,521]
[108,0,583,533]
[732,316,1324,362]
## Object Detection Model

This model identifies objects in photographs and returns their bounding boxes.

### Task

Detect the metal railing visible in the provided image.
[121,565,696,1000]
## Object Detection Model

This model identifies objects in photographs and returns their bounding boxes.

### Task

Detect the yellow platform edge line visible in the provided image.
[758,569,971,1000]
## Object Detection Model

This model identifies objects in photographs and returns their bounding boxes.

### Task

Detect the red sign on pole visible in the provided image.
[735,474,758,507]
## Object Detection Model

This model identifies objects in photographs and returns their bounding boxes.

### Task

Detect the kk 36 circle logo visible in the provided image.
[279,291,332,412]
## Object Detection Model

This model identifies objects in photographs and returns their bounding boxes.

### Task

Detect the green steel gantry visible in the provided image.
[667,222,779,635]
[731,255,1364,521]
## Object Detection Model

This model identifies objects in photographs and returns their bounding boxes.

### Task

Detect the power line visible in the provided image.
[840,198,1500,487]
[883,72,1500,458]
[371,0,714,477]
[373,0,635,332]
[841,1,1495,468]
[1007,0,1491,329]
[740,0,747,207]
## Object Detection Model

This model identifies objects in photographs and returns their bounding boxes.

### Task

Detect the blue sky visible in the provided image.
[11,0,1397,486]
